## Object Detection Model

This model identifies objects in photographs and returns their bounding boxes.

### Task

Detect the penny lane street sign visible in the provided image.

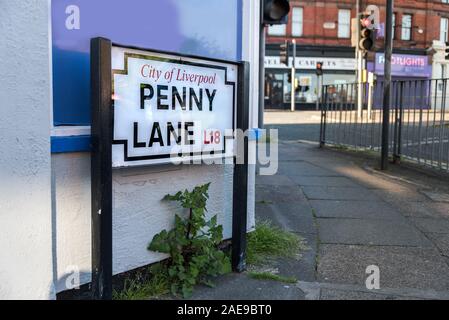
[111,45,238,167]
[90,38,248,299]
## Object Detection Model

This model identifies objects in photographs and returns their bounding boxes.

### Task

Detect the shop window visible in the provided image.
[292,7,303,37]
[338,9,351,38]
[401,14,412,41]
[392,13,396,40]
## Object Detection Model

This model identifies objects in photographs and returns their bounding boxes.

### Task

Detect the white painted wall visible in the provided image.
[0,0,55,299]
[52,153,241,292]
[0,0,260,297]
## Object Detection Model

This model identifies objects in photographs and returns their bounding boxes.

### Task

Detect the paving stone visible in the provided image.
[256,174,297,187]
[256,202,316,235]
[373,188,430,203]
[310,200,404,220]
[421,190,449,203]
[427,233,449,257]
[317,244,449,291]
[391,201,449,218]
[190,273,305,300]
[319,288,422,300]
[290,176,360,187]
[317,218,432,247]
[256,184,307,203]
[411,218,449,234]
[302,186,380,201]
[277,161,337,177]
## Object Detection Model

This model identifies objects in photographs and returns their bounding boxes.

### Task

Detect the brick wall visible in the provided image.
[267,0,449,50]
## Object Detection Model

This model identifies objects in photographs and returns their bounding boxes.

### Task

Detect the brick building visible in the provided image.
[265,0,449,110]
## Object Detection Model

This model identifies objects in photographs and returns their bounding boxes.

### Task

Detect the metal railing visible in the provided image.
[319,79,449,172]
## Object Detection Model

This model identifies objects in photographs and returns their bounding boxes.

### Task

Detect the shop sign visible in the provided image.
[375,53,432,78]
[265,56,356,71]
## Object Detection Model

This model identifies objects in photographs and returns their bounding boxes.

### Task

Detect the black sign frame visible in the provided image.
[90,37,250,300]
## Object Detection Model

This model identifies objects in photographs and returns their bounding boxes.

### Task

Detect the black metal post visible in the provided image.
[258,5,266,129]
[396,81,404,162]
[232,61,250,272]
[90,37,113,300]
[320,86,327,147]
[381,0,394,170]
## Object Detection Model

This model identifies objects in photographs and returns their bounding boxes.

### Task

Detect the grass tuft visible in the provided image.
[248,272,297,284]
[112,265,169,300]
[246,220,306,266]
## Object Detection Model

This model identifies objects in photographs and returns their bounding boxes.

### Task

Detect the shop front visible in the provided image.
[264,55,356,110]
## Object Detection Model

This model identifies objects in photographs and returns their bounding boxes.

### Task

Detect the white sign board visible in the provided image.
[111,46,238,167]
[265,56,356,71]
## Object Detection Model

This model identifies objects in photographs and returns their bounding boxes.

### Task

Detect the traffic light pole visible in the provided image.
[258,20,266,128]
[291,40,296,112]
[355,0,361,118]
[381,0,394,170]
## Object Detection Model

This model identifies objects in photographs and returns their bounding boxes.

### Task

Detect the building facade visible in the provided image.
[265,0,449,110]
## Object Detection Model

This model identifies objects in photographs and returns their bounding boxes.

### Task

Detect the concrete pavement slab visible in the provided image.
[427,233,449,257]
[319,288,422,300]
[372,188,431,203]
[277,161,338,177]
[190,273,305,300]
[302,186,381,201]
[256,202,316,235]
[317,244,449,291]
[420,190,449,203]
[411,217,449,234]
[256,184,307,203]
[317,218,433,247]
[310,200,404,220]
[256,174,297,187]
[289,176,361,188]
[387,200,449,219]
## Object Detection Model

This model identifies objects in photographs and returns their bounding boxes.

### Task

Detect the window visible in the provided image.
[338,9,351,38]
[441,17,449,42]
[392,14,396,40]
[292,7,303,37]
[401,14,412,41]
[268,24,286,36]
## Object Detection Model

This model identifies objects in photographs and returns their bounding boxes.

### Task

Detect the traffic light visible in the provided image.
[263,0,290,25]
[316,61,323,76]
[359,15,375,51]
[280,41,290,66]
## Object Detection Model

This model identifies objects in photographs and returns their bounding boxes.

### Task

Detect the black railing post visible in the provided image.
[381,0,394,170]
[396,81,404,163]
[393,82,399,162]
[232,61,250,272]
[320,86,328,147]
[90,37,113,300]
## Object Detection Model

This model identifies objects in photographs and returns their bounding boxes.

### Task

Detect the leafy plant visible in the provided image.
[148,183,231,298]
